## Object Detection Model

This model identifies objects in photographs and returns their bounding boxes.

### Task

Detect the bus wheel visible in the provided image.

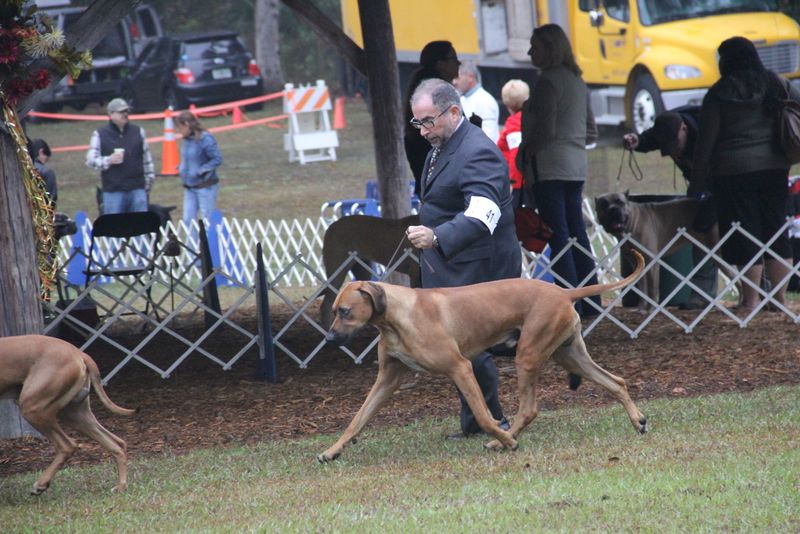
[630,73,664,134]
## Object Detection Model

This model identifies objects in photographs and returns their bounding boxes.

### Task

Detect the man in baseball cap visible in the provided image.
[106,97,130,114]
[86,98,155,214]
[623,106,698,166]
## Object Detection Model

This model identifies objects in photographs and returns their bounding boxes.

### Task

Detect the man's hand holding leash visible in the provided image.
[406,224,437,250]
[623,133,639,150]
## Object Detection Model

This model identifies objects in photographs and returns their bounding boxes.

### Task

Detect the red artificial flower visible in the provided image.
[0,35,20,65]
[6,76,34,105]
[33,69,50,89]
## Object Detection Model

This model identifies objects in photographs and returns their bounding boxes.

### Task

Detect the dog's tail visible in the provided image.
[565,250,645,302]
[82,353,138,416]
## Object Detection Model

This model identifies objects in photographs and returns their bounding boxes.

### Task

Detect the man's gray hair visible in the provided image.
[458,60,482,84]
[411,78,462,112]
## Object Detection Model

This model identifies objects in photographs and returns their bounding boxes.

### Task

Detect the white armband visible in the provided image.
[506,131,522,150]
[464,195,500,234]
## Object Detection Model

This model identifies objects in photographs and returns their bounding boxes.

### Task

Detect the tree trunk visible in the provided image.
[255,0,285,92]
[281,0,407,219]
[356,0,409,219]
[3,0,136,437]
[0,134,42,337]
[0,131,44,438]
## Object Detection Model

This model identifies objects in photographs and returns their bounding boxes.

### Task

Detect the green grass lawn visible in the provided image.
[26,99,693,224]
[1,385,798,532]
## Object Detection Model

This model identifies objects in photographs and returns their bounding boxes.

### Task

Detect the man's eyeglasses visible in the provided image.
[113,109,130,115]
[410,108,449,130]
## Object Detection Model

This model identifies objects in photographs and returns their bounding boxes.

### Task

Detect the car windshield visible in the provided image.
[183,38,246,60]
[637,0,781,26]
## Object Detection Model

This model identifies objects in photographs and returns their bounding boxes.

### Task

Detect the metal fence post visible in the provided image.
[255,243,278,382]
[199,219,221,329]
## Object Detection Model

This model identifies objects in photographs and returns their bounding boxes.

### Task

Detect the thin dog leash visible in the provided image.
[616,148,644,184]
[379,232,435,282]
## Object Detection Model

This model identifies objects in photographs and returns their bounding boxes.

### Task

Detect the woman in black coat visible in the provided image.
[692,36,800,313]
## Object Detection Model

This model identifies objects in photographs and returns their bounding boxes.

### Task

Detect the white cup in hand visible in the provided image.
[111,148,125,165]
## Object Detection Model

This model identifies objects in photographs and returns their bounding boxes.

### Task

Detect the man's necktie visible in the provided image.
[425,147,441,188]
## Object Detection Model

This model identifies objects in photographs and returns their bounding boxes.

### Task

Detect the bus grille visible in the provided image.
[757,42,799,74]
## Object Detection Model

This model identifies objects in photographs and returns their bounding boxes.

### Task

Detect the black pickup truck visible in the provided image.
[34,3,162,113]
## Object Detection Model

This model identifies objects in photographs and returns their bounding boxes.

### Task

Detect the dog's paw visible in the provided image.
[484,439,502,451]
[30,483,48,496]
[111,482,128,493]
[317,450,341,463]
[638,416,649,435]
[484,437,517,451]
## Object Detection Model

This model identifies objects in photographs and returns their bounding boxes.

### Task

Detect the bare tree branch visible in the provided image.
[280,0,366,75]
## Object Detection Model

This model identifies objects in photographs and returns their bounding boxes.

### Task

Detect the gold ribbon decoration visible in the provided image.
[2,94,57,300]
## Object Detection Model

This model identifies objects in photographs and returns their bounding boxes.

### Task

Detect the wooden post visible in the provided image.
[357,0,410,220]
[3,0,136,438]
[0,131,43,438]
[280,0,410,219]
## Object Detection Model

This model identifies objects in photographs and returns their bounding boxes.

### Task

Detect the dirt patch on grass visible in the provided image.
[1,305,799,478]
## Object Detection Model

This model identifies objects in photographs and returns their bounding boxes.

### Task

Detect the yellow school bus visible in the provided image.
[341,0,800,132]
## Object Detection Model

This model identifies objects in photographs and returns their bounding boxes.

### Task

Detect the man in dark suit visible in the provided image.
[405,78,521,437]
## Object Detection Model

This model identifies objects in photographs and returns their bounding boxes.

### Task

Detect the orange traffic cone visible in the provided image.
[160,106,180,176]
[232,105,245,124]
[333,96,346,129]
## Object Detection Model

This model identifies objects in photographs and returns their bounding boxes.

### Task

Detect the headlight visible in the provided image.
[664,65,702,79]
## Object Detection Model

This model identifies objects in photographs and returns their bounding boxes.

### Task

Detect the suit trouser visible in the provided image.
[458,352,504,434]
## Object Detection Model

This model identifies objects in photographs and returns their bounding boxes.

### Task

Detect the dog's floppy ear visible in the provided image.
[358,282,387,316]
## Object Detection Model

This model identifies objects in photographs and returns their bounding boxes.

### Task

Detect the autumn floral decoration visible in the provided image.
[0,1,91,299]
[0,0,91,105]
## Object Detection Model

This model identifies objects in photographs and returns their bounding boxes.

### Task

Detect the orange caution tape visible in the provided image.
[29,90,285,121]
[50,113,288,153]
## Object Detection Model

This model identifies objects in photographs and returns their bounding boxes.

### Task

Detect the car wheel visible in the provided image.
[630,73,664,134]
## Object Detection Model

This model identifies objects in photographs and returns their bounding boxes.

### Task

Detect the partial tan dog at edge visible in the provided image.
[0,335,136,495]
[319,251,648,462]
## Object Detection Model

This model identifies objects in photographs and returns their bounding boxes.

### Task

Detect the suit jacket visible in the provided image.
[419,119,521,288]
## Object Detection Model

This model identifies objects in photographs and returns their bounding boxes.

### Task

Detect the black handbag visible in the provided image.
[777,80,800,165]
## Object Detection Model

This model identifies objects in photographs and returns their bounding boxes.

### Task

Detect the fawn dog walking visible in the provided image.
[0,335,136,494]
[319,251,648,462]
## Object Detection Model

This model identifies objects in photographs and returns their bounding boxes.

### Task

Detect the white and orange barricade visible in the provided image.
[283,80,338,164]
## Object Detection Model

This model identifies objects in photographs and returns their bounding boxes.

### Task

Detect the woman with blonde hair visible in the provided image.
[497,79,529,206]
[174,110,223,226]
